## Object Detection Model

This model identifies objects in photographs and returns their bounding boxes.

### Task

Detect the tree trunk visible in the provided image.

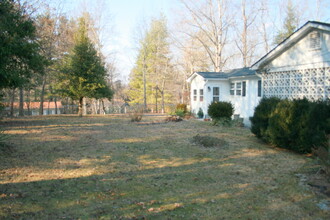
[71,98,74,114]
[97,99,101,114]
[47,99,50,115]
[82,97,87,115]
[39,75,47,115]
[101,99,106,114]
[143,59,147,112]
[78,97,83,117]
[155,87,158,113]
[161,90,165,114]
[54,97,58,114]
[10,88,15,117]
[19,87,24,117]
[27,89,31,115]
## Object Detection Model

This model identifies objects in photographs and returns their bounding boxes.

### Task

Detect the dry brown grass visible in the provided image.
[0,115,329,219]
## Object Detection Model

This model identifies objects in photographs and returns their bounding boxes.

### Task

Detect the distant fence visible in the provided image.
[2,102,177,116]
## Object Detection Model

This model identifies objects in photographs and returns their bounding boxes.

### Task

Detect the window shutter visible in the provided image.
[310,31,321,50]
[242,81,246,97]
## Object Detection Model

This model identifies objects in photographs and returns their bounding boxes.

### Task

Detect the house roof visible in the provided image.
[251,21,330,70]
[187,67,256,82]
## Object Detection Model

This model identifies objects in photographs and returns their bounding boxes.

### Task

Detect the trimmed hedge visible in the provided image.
[207,101,234,120]
[250,97,330,154]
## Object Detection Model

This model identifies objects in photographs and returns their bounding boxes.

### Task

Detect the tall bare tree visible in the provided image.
[234,0,259,67]
[180,0,232,72]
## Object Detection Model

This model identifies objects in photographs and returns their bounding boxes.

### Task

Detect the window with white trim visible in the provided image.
[230,83,235,95]
[213,87,219,102]
[199,89,204,102]
[236,82,242,96]
[193,89,197,101]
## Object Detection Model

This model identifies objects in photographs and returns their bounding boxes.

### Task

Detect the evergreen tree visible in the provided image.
[274,0,298,44]
[0,0,45,89]
[57,17,112,116]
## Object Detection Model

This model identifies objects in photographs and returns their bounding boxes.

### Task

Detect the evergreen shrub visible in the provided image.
[197,108,204,118]
[175,104,187,117]
[207,101,234,121]
[251,97,330,154]
[250,97,281,141]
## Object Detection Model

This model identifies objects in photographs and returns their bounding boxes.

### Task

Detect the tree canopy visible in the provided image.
[274,0,299,44]
[128,16,173,112]
[0,0,45,89]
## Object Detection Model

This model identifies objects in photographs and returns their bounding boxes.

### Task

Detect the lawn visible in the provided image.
[0,115,329,219]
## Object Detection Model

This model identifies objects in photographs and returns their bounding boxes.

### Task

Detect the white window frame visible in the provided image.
[213,87,220,102]
[236,82,242,96]
[230,83,235,95]
[193,89,197,101]
[199,89,204,102]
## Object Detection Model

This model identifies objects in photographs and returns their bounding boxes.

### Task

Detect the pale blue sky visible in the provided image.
[51,0,179,82]
[48,0,330,82]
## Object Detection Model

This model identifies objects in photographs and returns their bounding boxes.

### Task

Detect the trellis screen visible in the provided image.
[262,67,330,100]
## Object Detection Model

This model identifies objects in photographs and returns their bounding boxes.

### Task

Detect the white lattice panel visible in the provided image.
[262,68,330,101]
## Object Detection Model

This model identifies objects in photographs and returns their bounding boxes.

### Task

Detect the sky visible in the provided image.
[48,0,330,83]
[50,0,180,83]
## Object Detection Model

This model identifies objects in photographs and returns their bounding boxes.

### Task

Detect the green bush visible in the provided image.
[197,108,204,118]
[207,101,234,121]
[268,99,309,152]
[250,97,281,141]
[251,97,330,154]
[175,109,185,118]
[174,103,187,118]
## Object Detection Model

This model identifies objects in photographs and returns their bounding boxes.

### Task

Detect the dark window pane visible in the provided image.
[213,87,219,96]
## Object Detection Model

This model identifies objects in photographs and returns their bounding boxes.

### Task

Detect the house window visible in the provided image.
[213,87,219,102]
[193,89,197,101]
[242,81,246,97]
[236,82,242,96]
[200,89,204,102]
[258,80,262,97]
[230,83,235,95]
[309,31,321,50]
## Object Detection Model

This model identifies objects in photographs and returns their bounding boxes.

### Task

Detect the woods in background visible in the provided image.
[1,0,328,115]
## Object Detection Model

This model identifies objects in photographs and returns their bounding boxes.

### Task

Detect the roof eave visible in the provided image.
[251,21,330,70]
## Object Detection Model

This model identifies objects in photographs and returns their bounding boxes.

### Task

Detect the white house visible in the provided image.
[188,21,330,126]
[187,68,261,126]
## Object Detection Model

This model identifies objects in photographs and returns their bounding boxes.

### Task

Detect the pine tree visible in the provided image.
[57,17,112,116]
[274,0,298,44]
[0,0,45,89]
